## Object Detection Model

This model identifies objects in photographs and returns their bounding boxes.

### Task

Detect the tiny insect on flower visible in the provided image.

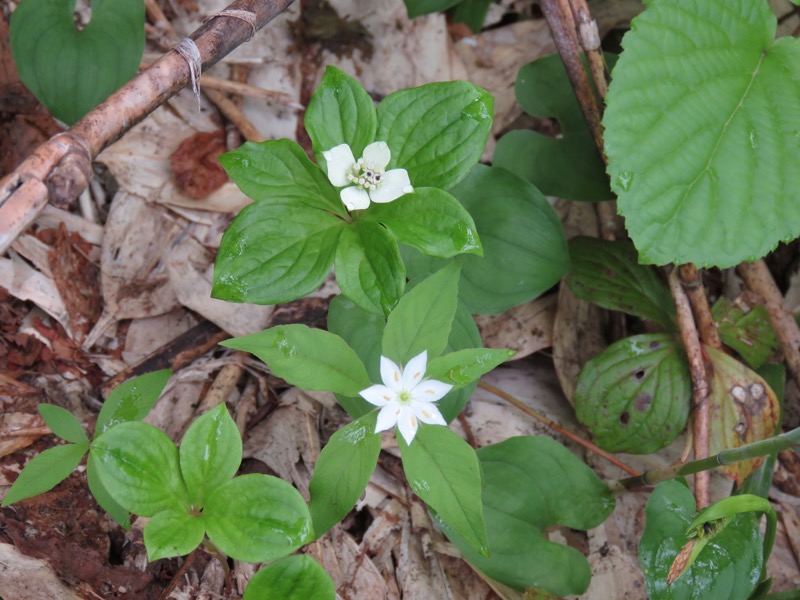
[359,350,451,445]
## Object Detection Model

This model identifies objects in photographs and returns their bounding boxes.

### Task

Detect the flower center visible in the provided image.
[348,158,384,191]
[398,390,412,404]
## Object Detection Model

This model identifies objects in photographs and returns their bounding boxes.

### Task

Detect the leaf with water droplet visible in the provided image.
[705,346,780,485]
[96,370,172,437]
[426,348,515,388]
[575,334,691,454]
[440,436,615,596]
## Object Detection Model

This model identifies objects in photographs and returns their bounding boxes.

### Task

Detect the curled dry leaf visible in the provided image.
[170,130,229,200]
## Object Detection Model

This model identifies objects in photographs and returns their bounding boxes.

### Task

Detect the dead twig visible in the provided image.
[667,268,711,508]
[678,263,722,350]
[738,259,800,390]
[0,0,295,254]
[478,380,639,477]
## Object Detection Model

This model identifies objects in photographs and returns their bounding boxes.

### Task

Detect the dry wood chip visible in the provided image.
[0,256,70,336]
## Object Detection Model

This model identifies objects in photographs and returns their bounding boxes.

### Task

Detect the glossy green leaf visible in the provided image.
[362,187,482,259]
[203,474,313,563]
[403,0,461,19]
[10,0,145,124]
[180,404,242,507]
[90,421,189,516]
[212,198,344,304]
[426,348,515,388]
[494,53,615,201]
[220,139,346,216]
[38,404,88,445]
[2,443,86,506]
[222,325,371,397]
[335,220,406,316]
[435,300,483,422]
[399,424,487,555]
[96,370,171,436]
[603,0,800,267]
[305,66,377,163]
[567,236,675,328]
[244,555,335,600]
[403,165,570,314]
[712,297,779,369]
[575,334,691,454]
[382,263,460,364]
[86,454,130,529]
[705,346,781,485]
[442,436,615,595]
[640,481,763,600]
[308,411,381,537]
[376,81,493,190]
[452,0,492,33]
[144,508,205,561]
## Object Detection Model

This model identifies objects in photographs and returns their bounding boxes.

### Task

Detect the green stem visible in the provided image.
[609,426,800,492]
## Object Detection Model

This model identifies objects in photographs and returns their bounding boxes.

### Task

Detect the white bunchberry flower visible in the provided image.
[359,350,451,445]
[323,141,413,211]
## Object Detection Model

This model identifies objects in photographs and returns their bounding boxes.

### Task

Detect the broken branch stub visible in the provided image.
[0,0,295,255]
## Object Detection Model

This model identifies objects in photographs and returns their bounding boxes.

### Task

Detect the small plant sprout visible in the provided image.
[359,350,451,444]
[323,141,413,210]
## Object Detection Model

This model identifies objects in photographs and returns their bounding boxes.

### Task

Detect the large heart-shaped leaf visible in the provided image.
[10,0,145,124]
[603,0,800,267]
[575,334,691,454]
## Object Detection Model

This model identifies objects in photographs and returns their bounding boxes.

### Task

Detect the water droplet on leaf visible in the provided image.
[616,171,634,192]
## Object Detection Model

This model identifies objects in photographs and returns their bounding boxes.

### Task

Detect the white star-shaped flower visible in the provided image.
[359,350,451,445]
[323,141,413,211]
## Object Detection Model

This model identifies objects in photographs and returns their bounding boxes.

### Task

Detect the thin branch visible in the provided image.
[678,263,722,350]
[566,0,610,98]
[667,268,711,508]
[0,0,295,254]
[738,259,800,389]
[478,380,639,477]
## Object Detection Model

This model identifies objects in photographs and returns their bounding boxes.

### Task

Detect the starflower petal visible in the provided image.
[369,168,413,204]
[410,379,452,403]
[362,141,391,169]
[402,351,428,390]
[340,186,371,211]
[396,404,419,445]
[359,384,396,407]
[323,144,356,187]
[411,400,447,426]
[380,355,403,391]
[375,403,401,433]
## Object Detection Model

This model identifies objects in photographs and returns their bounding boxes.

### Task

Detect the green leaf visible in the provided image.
[220,139,346,216]
[452,0,492,33]
[362,187,482,258]
[305,66,377,162]
[212,198,345,304]
[567,236,675,328]
[403,0,461,19]
[399,424,488,555]
[144,508,205,561]
[494,53,615,201]
[244,555,335,600]
[639,481,762,600]
[442,436,615,595]
[575,334,691,454]
[10,0,145,125]
[382,263,460,364]
[38,404,88,445]
[203,474,313,563]
[222,325,371,396]
[335,220,406,316]
[603,0,800,267]
[308,412,381,537]
[86,454,130,529]
[90,421,190,516]
[180,404,242,507]
[403,165,570,314]
[712,297,779,369]
[2,443,86,506]
[96,370,172,436]
[376,81,493,190]
[426,348,515,388]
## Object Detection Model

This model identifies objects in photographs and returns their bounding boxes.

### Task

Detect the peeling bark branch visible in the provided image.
[668,268,711,508]
[738,259,800,388]
[0,0,295,254]
[678,263,722,350]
